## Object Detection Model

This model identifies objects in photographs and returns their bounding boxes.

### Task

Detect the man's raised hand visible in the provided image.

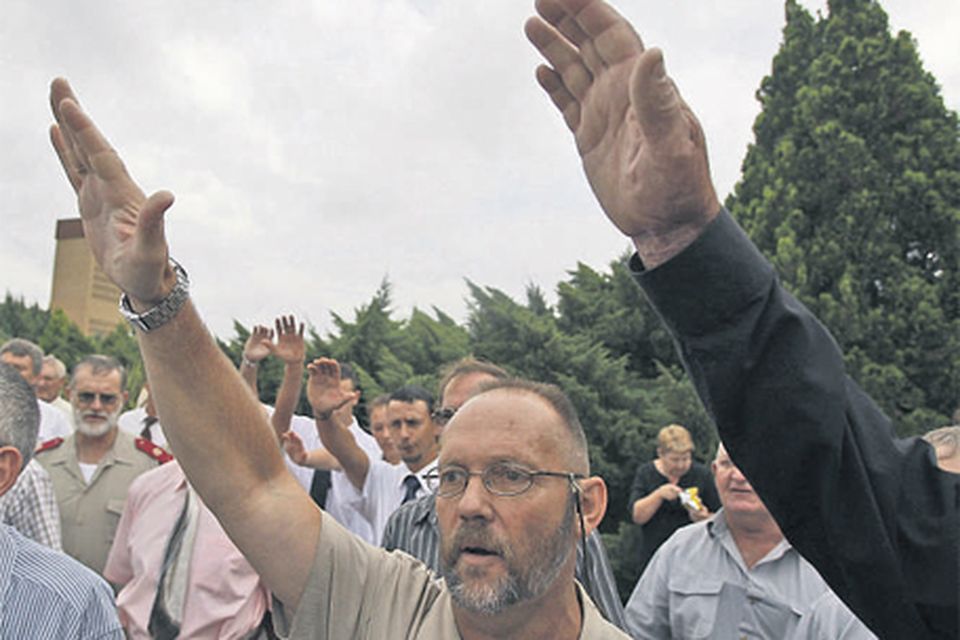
[273,315,306,365]
[306,358,359,419]
[49,78,176,305]
[524,0,720,267]
[281,430,309,466]
[243,325,275,365]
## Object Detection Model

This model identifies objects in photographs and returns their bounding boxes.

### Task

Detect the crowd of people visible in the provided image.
[0,0,955,637]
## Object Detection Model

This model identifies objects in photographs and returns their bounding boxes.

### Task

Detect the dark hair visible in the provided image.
[473,377,589,474]
[70,354,127,391]
[389,385,435,414]
[437,358,509,403]
[0,363,40,467]
[339,362,360,393]
[0,338,43,377]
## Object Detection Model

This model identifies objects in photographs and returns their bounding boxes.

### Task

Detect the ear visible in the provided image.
[0,447,24,497]
[577,476,608,536]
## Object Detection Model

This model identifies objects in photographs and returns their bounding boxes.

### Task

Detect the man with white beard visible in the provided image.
[36,355,169,575]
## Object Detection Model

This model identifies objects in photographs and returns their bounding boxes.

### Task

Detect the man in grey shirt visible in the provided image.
[625,445,873,639]
[382,358,628,630]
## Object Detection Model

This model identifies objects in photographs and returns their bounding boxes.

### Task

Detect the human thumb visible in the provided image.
[137,190,175,252]
[630,48,685,147]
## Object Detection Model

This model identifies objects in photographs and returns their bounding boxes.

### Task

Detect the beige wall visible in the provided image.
[49,219,123,336]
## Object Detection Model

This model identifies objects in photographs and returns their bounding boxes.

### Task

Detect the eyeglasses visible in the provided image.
[425,462,583,498]
[431,406,457,426]
[75,391,120,407]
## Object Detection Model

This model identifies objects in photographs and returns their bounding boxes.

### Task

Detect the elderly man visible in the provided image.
[625,445,873,639]
[36,355,169,574]
[279,363,622,637]
[37,354,73,417]
[382,357,627,630]
[0,362,122,637]
[0,339,72,442]
[523,1,958,637]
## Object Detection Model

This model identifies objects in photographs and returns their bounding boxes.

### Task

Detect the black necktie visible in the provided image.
[402,475,421,504]
[140,416,159,441]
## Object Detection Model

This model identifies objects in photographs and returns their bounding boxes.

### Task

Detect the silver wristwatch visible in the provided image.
[118,259,190,332]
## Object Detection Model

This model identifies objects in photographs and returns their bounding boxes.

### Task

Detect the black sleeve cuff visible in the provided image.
[629,209,775,337]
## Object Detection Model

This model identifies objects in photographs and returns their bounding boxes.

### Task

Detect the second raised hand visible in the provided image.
[306,358,359,419]
[273,315,306,364]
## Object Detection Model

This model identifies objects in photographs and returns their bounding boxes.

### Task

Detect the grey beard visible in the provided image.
[441,495,576,615]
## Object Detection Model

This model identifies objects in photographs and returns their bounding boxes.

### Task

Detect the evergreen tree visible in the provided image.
[727,0,960,434]
[556,256,681,378]
[0,293,50,344]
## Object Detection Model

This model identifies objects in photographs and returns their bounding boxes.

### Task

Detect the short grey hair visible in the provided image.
[0,363,40,468]
[0,339,43,377]
[471,378,590,475]
[923,426,960,460]
[69,355,127,391]
[42,355,67,379]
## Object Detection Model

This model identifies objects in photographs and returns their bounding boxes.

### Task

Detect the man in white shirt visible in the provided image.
[36,355,73,418]
[0,339,72,443]
[313,373,440,543]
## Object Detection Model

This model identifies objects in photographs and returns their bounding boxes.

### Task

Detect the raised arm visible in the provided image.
[306,358,369,491]
[48,78,319,611]
[270,315,306,440]
[281,430,342,471]
[525,3,956,637]
[524,0,720,267]
[240,324,274,395]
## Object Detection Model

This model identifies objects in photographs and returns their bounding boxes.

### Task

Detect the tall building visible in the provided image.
[49,218,123,336]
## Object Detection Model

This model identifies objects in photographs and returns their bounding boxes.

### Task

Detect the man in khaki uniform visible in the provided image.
[36,355,169,575]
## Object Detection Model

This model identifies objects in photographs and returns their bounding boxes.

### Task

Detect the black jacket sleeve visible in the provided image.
[632,209,958,639]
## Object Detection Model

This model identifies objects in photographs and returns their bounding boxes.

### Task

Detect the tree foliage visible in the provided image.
[727,0,960,434]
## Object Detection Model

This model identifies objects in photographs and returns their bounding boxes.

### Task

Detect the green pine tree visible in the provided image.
[727,0,960,434]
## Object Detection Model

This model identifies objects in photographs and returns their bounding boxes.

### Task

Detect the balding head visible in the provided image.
[445,378,589,476]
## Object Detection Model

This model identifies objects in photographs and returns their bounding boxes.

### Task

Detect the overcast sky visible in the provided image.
[2,1,957,339]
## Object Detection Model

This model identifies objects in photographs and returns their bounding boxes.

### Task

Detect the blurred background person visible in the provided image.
[628,424,720,580]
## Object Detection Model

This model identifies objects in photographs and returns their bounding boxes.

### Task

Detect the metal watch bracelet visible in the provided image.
[118,258,190,332]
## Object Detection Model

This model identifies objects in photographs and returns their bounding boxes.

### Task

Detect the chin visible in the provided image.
[77,421,114,437]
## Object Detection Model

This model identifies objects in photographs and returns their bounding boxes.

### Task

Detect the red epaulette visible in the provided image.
[35,437,64,454]
[134,437,174,464]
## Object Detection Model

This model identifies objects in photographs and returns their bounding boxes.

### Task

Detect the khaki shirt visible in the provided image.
[273,517,628,639]
[36,430,162,575]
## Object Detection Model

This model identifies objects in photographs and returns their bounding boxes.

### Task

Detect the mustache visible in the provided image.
[447,522,507,559]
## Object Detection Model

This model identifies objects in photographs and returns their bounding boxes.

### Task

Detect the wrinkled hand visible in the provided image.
[273,315,305,364]
[49,78,176,305]
[306,358,359,417]
[281,430,308,466]
[243,325,274,364]
[525,0,720,266]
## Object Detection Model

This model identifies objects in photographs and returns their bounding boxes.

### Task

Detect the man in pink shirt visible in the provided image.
[105,460,271,639]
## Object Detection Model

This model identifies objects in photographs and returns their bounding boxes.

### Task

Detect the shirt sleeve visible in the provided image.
[634,208,958,638]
